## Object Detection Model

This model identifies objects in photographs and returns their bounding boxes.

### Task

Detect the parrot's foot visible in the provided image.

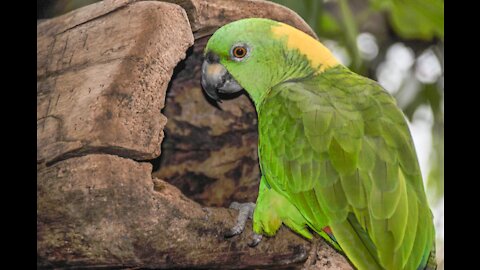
[225,202,262,246]
[225,202,255,237]
[225,202,262,247]
[248,233,263,247]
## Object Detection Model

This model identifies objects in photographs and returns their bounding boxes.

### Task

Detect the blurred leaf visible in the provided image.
[427,122,444,202]
[338,0,362,71]
[370,0,393,10]
[269,0,309,20]
[270,0,327,36]
[403,83,441,121]
[270,0,339,39]
[391,0,444,40]
[370,0,444,41]
[317,12,341,38]
[306,0,321,34]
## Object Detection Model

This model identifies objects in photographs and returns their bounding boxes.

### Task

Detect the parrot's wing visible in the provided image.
[258,67,435,270]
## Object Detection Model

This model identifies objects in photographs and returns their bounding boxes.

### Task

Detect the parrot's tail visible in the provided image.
[330,214,383,270]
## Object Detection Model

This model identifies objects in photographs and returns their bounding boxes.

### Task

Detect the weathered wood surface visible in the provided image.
[37,0,353,269]
[37,154,313,269]
[37,1,194,164]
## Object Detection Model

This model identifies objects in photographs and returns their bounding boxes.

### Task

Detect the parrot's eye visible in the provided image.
[230,44,250,61]
[233,47,247,58]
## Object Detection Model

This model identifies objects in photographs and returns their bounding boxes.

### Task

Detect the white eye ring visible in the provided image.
[230,43,251,62]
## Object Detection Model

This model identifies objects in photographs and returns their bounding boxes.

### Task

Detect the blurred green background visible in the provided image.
[38,0,444,268]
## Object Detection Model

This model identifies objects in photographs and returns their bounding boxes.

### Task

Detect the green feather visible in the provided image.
[328,137,358,175]
[393,182,419,268]
[302,109,333,136]
[371,158,399,192]
[340,169,367,209]
[330,216,383,270]
[318,159,339,187]
[358,140,376,171]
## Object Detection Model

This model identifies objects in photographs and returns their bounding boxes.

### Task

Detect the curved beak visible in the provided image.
[201,52,243,101]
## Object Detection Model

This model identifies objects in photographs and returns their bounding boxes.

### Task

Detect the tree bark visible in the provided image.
[38,154,313,269]
[37,1,353,269]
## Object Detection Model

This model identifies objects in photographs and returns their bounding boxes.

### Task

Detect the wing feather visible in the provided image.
[258,66,434,270]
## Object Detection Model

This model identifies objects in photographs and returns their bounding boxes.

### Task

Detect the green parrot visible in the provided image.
[201,18,436,270]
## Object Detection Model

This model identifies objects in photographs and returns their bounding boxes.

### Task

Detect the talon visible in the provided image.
[248,233,263,247]
[225,202,256,238]
[224,224,242,238]
[229,201,241,209]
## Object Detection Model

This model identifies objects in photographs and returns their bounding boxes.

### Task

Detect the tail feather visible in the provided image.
[330,214,383,270]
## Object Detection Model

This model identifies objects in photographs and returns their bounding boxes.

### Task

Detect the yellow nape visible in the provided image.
[271,23,340,72]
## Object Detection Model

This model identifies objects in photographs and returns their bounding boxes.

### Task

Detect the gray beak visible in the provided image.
[201,52,243,101]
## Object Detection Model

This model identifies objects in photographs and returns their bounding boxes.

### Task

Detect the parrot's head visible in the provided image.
[201,18,340,104]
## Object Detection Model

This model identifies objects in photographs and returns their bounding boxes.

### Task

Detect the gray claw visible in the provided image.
[224,224,243,238]
[248,233,263,247]
[225,202,256,238]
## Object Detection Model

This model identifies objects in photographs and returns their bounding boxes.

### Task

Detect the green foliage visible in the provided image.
[403,83,442,121]
[271,0,444,43]
[270,0,311,21]
[427,125,444,202]
[338,0,361,70]
[317,12,342,38]
[370,0,444,40]
[271,0,332,37]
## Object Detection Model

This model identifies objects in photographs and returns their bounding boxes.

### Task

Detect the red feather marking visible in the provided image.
[323,226,332,235]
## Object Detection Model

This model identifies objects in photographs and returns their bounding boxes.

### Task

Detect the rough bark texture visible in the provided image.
[37,1,193,164]
[37,0,353,269]
[37,154,314,269]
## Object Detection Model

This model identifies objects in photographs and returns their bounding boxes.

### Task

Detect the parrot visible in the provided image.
[201,18,436,270]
